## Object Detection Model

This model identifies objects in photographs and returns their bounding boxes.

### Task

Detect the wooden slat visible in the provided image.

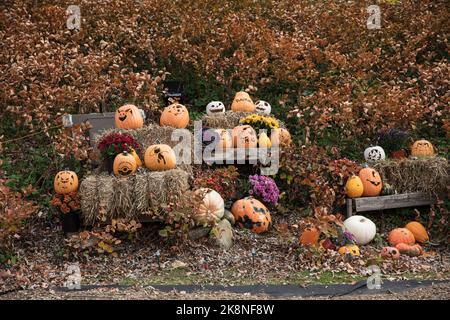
[353,192,435,212]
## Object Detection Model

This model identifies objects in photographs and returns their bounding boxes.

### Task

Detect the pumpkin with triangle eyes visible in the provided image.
[270,128,292,147]
[231,91,255,113]
[232,125,257,149]
[144,144,176,171]
[54,170,79,194]
[113,151,137,177]
[359,167,382,197]
[114,104,144,129]
[364,146,386,162]
[255,100,271,115]
[411,139,434,157]
[160,103,190,128]
[231,197,272,234]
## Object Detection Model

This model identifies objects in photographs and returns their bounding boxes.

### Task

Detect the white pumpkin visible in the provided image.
[255,100,271,115]
[206,101,225,116]
[364,146,386,162]
[344,215,377,245]
[194,188,224,225]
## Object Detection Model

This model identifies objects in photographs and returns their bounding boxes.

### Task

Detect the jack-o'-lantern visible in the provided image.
[270,128,291,147]
[231,197,272,234]
[206,101,226,116]
[194,188,225,225]
[411,139,434,157]
[54,170,79,194]
[231,91,255,112]
[113,151,137,177]
[255,100,271,115]
[160,103,189,128]
[214,129,233,150]
[380,247,400,260]
[388,228,415,246]
[130,148,142,168]
[338,244,360,256]
[364,146,386,162]
[144,144,176,171]
[359,167,382,197]
[114,104,144,129]
[344,175,364,198]
[258,132,272,148]
[232,125,257,149]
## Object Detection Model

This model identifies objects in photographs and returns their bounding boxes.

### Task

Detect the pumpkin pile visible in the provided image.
[382,221,430,259]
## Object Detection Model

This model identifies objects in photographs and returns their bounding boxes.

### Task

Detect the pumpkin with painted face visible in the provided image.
[206,101,226,116]
[358,167,382,197]
[144,144,176,171]
[270,128,291,147]
[54,171,79,194]
[231,91,255,112]
[255,100,271,115]
[160,103,189,128]
[380,247,400,260]
[113,151,137,177]
[232,125,257,149]
[114,104,144,129]
[344,175,364,198]
[231,197,272,234]
[364,146,386,162]
[411,139,434,157]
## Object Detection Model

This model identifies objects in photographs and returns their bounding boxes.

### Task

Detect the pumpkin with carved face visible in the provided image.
[232,125,257,149]
[380,247,400,260]
[160,103,189,128]
[114,104,144,129]
[231,92,255,112]
[113,151,137,177]
[359,167,382,197]
[255,100,271,115]
[54,170,79,194]
[206,101,226,116]
[411,139,434,157]
[270,128,291,147]
[231,197,272,234]
[364,146,386,162]
[144,144,176,171]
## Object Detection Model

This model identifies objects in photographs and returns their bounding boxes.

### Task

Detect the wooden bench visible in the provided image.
[346,192,437,217]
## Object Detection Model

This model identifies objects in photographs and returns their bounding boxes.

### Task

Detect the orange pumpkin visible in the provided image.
[214,129,233,150]
[338,245,360,256]
[299,227,320,246]
[54,170,79,194]
[270,128,292,147]
[231,197,271,234]
[160,103,189,128]
[388,228,415,246]
[232,125,257,149]
[144,144,176,171]
[395,243,423,257]
[358,167,382,197]
[405,221,429,243]
[231,91,255,112]
[411,139,434,157]
[114,104,144,129]
[113,151,137,177]
[380,246,400,260]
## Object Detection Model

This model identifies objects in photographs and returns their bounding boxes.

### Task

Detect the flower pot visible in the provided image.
[61,211,81,234]
[103,157,115,174]
[390,149,406,159]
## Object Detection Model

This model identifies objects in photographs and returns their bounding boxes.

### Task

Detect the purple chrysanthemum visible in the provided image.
[248,174,280,206]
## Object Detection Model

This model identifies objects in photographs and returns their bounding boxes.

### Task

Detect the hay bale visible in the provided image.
[372,157,449,196]
[202,111,252,128]
[79,169,190,224]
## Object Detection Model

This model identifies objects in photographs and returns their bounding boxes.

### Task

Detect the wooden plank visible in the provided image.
[354,192,435,212]
[346,198,353,217]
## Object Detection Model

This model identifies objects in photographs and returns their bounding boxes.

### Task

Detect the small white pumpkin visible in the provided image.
[194,188,225,225]
[255,100,271,115]
[364,146,386,162]
[344,215,377,245]
[206,101,226,116]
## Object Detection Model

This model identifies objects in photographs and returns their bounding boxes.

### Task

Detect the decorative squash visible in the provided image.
[232,125,257,149]
[214,129,233,150]
[381,183,396,196]
[343,215,376,245]
[130,148,142,168]
[206,101,225,116]
[338,245,360,256]
[411,139,434,157]
[113,151,137,177]
[231,197,272,234]
[388,228,415,246]
[380,247,400,260]
[114,104,144,130]
[270,128,292,147]
[405,221,429,243]
[258,132,272,148]
[395,243,423,257]
[364,146,386,162]
[231,91,255,112]
[255,100,271,115]
[144,144,176,171]
[160,103,189,128]
[194,188,225,225]
[299,227,320,246]
[358,167,382,197]
[54,170,79,194]
[344,176,364,198]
